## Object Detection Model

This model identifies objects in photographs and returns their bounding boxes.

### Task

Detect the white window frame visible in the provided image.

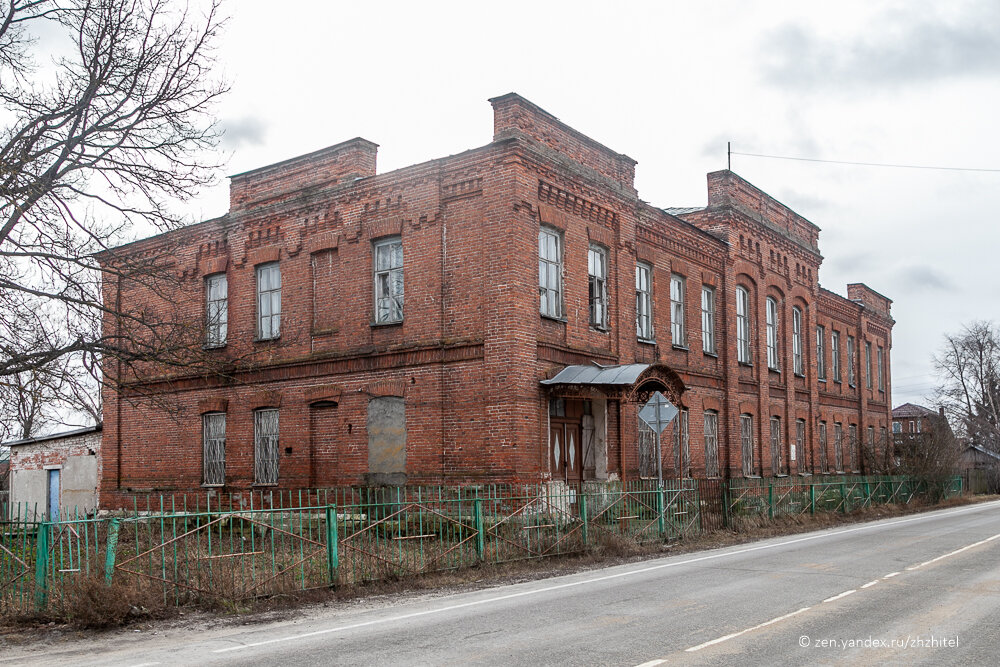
[770,416,784,474]
[795,419,805,467]
[892,421,901,434]
[736,286,751,364]
[588,244,608,330]
[865,341,873,389]
[766,297,779,371]
[674,408,690,477]
[792,307,803,375]
[816,324,826,380]
[256,262,281,340]
[704,410,719,478]
[205,273,228,348]
[847,335,856,386]
[670,274,686,347]
[539,227,562,318]
[374,237,404,324]
[701,285,716,354]
[740,413,755,476]
[831,330,841,381]
[636,262,653,341]
[254,408,280,485]
[202,412,226,486]
[877,346,884,391]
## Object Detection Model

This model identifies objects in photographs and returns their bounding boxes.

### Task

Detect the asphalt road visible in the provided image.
[7,500,1000,666]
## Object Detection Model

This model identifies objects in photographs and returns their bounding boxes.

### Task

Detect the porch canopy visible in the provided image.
[540,363,650,386]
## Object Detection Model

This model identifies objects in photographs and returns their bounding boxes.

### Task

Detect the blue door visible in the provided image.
[47,469,60,521]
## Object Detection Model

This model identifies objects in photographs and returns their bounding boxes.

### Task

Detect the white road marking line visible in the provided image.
[685,607,811,652]
[917,533,1000,568]
[212,501,1000,654]
[884,571,901,578]
[823,589,856,603]
[861,580,879,589]
[633,660,667,667]
[905,565,921,571]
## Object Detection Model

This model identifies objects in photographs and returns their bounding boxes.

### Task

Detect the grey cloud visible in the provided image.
[221,116,268,149]
[894,265,954,293]
[763,2,1000,90]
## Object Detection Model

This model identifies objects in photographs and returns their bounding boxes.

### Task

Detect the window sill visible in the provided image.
[744,475,762,479]
[798,472,812,477]
[252,483,279,487]
[795,372,807,379]
[637,337,656,345]
[671,344,689,351]
[253,336,280,344]
[541,314,568,324]
[202,483,225,488]
[590,325,610,334]
[738,361,753,368]
[371,319,403,328]
[768,367,781,374]
[203,343,227,351]
[833,379,842,384]
[703,351,718,359]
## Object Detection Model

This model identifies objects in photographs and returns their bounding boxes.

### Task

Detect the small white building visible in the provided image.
[6,425,101,520]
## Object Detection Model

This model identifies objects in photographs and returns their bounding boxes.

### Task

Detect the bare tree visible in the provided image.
[0,0,227,416]
[933,321,1000,452]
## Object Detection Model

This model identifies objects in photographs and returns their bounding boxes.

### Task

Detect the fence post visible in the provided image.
[104,518,121,585]
[657,489,666,539]
[579,494,589,548]
[34,522,50,609]
[809,484,815,515]
[768,483,774,520]
[325,504,339,585]
[840,483,848,514]
[474,498,485,560]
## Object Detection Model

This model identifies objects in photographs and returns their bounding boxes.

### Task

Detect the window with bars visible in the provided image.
[817,325,826,380]
[847,335,856,386]
[671,274,686,346]
[740,413,755,476]
[539,227,562,318]
[736,286,752,364]
[849,423,859,471]
[766,297,779,370]
[636,263,653,340]
[702,286,716,354]
[254,408,280,485]
[588,245,608,329]
[205,273,228,347]
[792,307,803,375]
[202,413,225,486]
[704,410,719,477]
[770,416,784,474]
[256,263,281,340]
[374,237,404,323]
[834,422,844,471]
[795,419,805,469]
[819,421,828,472]
[831,330,840,381]
[674,408,690,477]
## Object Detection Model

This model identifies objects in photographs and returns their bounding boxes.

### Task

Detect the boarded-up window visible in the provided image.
[819,422,828,472]
[770,416,784,474]
[740,414,754,476]
[704,410,719,477]
[367,397,406,484]
[311,249,338,332]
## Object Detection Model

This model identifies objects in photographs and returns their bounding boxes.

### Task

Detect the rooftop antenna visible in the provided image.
[727,141,731,171]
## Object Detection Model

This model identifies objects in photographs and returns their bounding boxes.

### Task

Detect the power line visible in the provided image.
[728,149,1000,173]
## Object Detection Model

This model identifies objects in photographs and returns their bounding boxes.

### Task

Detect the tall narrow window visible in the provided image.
[670,274,685,346]
[254,408,279,485]
[701,286,716,354]
[588,245,608,329]
[868,425,875,451]
[847,335,856,386]
[736,286,751,364]
[256,263,281,340]
[865,341,873,389]
[795,419,806,470]
[539,228,562,318]
[819,421,828,472]
[880,426,888,451]
[816,325,826,380]
[831,331,841,381]
[674,408,690,477]
[704,411,719,477]
[770,416,784,474]
[834,423,844,471]
[766,297,779,370]
[792,307,803,375]
[877,346,885,391]
[374,237,404,323]
[205,273,228,347]
[636,263,653,340]
[202,413,226,486]
[740,414,755,476]
[849,423,859,471]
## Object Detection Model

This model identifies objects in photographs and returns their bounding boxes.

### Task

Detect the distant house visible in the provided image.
[5,425,102,520]
[960,443,1000,471]
[891,403,945,437]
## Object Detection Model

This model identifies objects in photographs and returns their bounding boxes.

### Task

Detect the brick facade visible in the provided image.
[99,94,894,505]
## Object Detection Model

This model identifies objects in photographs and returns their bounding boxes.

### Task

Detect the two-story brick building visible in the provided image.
[99,94,894,504]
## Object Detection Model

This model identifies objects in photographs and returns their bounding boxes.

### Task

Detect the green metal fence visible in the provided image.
[0,475,962,614]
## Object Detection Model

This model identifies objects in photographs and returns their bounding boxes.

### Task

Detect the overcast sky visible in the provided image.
[180,0,1000,408]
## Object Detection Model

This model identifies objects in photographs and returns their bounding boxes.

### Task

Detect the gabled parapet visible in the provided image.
[229,137,378,212]
[848,283,893,319]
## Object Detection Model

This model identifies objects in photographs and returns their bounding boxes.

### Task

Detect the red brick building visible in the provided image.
[99,94,893,503]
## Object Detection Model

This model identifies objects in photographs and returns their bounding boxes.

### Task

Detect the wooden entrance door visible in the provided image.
[549,398,588,484]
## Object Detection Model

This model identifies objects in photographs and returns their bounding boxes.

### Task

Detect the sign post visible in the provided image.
[638,391,678,488]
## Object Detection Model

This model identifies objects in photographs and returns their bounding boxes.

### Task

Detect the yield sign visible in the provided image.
[638,391,678,435]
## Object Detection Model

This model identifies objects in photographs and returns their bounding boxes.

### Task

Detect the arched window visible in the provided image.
[766,297,779,370]
[792,307,803,375]
[736,286,751,364]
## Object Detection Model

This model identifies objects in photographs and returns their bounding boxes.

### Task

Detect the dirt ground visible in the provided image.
[2,494,994,651]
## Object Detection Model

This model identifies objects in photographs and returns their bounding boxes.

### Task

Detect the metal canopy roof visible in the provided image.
[540,363,650,386]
